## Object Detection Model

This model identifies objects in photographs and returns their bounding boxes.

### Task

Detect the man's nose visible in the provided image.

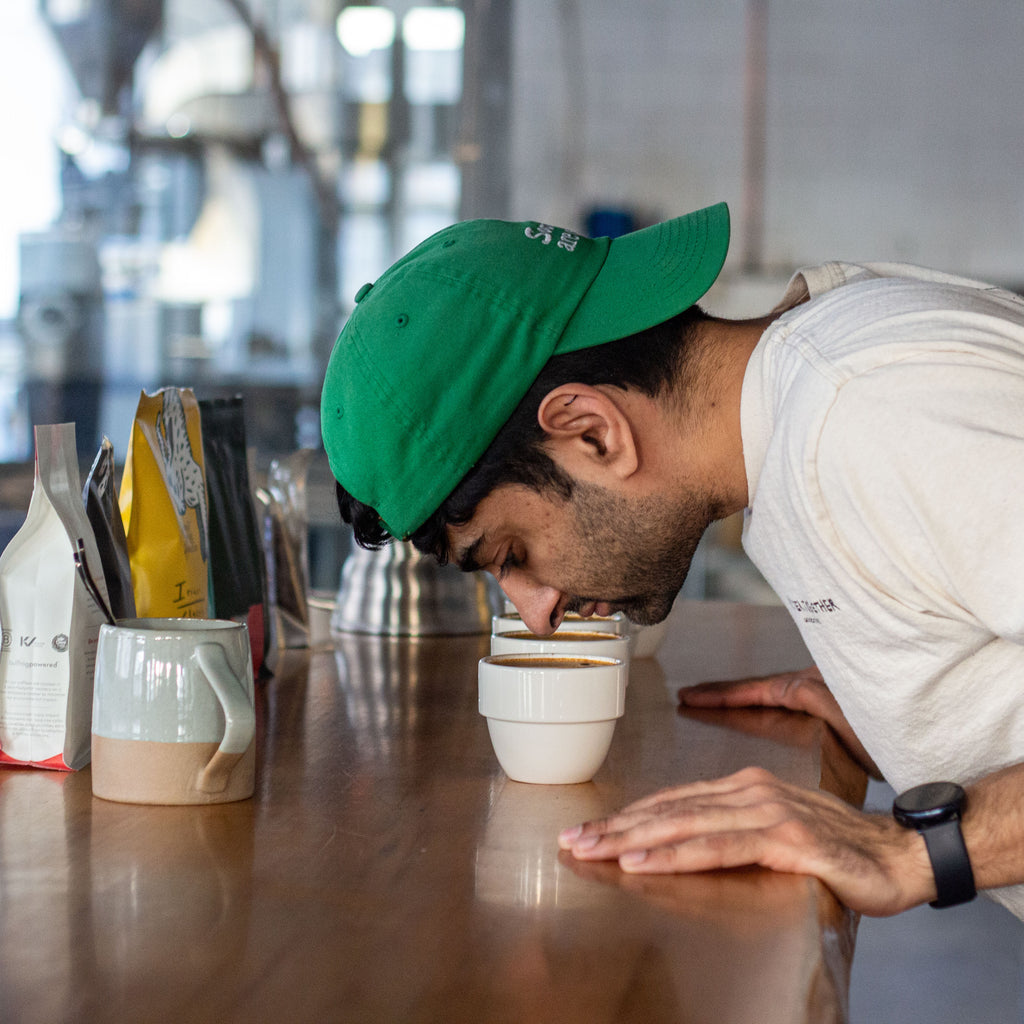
[499,577,564,635]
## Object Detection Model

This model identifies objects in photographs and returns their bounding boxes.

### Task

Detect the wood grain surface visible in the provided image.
[0,600,865,1023]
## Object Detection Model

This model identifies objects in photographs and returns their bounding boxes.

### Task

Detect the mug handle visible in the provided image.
[193,641,256,794]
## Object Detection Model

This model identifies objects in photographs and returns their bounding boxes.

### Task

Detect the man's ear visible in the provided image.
[537,383,639,481]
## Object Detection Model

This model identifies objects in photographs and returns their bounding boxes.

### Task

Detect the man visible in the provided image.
[320,202,1024,919]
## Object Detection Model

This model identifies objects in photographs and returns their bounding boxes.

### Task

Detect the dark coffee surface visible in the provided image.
[501,630,619,642]
[489,655,609,669]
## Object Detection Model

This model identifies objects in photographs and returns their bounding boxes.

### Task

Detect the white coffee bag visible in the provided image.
[0,423,111,770]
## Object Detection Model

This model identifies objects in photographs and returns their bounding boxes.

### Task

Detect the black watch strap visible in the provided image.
[919,818,977,908]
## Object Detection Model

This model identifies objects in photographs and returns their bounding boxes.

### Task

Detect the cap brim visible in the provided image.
[558,202,730,352]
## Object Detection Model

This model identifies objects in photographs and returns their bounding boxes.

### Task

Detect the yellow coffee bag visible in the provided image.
[119,388,211,618]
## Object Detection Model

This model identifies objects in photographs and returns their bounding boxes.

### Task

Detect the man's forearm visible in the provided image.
[963,761,1024,891]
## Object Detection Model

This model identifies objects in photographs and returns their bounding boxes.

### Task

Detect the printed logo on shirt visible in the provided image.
[788,597,840,625]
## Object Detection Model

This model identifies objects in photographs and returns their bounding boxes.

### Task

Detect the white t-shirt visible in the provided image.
[740,261,1024,917]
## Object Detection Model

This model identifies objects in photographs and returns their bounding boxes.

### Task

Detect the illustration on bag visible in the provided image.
[156,389,209,563]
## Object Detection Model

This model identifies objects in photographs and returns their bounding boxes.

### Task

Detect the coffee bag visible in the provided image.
[0,423,112,769]
[83,436,136,620]
[199,396,268,674]
[119,388,211,618]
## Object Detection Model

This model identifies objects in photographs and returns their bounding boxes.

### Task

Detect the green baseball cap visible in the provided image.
[320,201,729,539]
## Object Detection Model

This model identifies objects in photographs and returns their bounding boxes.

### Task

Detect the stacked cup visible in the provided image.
[478,608,631,784]
[491,607,628,638]
[494,602,671,660]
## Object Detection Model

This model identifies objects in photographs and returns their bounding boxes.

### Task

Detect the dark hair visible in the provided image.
[335,304,710,559]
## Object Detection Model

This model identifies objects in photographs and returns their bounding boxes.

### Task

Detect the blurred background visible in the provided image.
[1,2,1024,1016]
[2,0,1024,594]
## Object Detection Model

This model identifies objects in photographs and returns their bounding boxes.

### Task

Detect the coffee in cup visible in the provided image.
[486,655,610,669]
[501,630,615,641]
[490,628,631,684]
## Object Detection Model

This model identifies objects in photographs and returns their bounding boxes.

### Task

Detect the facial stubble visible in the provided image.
[566,480,712,625]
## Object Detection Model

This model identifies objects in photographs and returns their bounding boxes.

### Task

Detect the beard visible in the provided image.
[564,479,713,626]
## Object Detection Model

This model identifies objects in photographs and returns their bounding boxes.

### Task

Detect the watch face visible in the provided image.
[893,781,966,827]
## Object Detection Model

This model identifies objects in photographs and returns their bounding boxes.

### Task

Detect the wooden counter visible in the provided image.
[0,600,865,1023]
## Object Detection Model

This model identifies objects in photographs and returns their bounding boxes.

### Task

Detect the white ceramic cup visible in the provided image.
[490,628,631,683]
[491,611,626,636]
[91,618,256,805]
[478,653,625,784]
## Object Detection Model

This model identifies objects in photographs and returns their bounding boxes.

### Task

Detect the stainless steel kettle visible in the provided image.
[330,539,502,636]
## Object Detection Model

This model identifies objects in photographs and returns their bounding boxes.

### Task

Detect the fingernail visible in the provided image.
[572,833,600,852]
[558,824,582,847]
[620,849,648,866]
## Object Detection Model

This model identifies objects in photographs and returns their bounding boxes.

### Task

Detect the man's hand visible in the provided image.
[678,666,882,779]
[557,766,934,917]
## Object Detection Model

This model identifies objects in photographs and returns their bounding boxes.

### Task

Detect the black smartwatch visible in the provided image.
[892,781,976,908]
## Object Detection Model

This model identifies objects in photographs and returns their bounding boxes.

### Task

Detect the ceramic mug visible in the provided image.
[91,618,256,805]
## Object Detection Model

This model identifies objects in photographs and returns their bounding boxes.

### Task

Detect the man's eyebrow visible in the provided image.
[454,536,486,574]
